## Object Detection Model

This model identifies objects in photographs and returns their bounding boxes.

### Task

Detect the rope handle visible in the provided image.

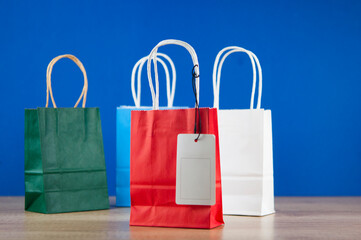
[46,54,88,108]
[147,39,200,110]
[131,53,176,108]
[212,46,262,109]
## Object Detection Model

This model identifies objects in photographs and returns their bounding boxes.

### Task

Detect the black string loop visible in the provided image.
[192,65,201,141]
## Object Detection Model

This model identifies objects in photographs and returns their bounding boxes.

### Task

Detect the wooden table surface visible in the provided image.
[0,197,360,240]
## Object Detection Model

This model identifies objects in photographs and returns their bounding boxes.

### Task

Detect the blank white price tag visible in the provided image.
[176,134,216,206]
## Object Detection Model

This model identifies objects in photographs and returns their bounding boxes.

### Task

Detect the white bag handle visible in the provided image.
[147,39,200,110]
[213,46,262,109]
[131,53,176,108]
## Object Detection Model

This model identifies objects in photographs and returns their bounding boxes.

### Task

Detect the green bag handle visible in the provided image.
[46,54,88,108]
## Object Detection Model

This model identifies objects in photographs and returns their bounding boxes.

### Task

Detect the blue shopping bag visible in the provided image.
[116,53,177,206]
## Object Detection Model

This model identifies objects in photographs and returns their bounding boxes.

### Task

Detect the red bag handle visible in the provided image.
[146,39,200,110]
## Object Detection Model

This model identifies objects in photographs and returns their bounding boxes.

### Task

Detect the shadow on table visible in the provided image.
[129,225,224,240]
[128,214,275,239]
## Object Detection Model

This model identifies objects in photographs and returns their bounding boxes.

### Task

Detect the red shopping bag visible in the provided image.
[130,107,224,228]
[130,39,224,229]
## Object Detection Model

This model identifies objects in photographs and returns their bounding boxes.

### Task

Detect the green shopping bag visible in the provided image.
[24,54,110,213]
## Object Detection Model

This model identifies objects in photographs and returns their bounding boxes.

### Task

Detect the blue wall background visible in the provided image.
[0,0,360,196]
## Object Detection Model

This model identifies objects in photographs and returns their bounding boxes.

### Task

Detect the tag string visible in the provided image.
[192,65,201,141]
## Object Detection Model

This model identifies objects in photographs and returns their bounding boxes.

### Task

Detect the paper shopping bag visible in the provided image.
[130,40,224,228]
[213,46,274,216]
[116,53,179,207]
[25,54,109,213]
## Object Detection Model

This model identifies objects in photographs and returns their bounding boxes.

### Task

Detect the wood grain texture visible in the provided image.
[0,197,360,240]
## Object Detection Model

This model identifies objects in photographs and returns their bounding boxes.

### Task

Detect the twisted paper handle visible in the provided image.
[131,53,176,108]
[46,54,88,108]
[213,46,262,109]
[147,39,200,110]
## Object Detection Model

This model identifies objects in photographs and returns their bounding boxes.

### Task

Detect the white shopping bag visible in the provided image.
[213,46,275,216]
